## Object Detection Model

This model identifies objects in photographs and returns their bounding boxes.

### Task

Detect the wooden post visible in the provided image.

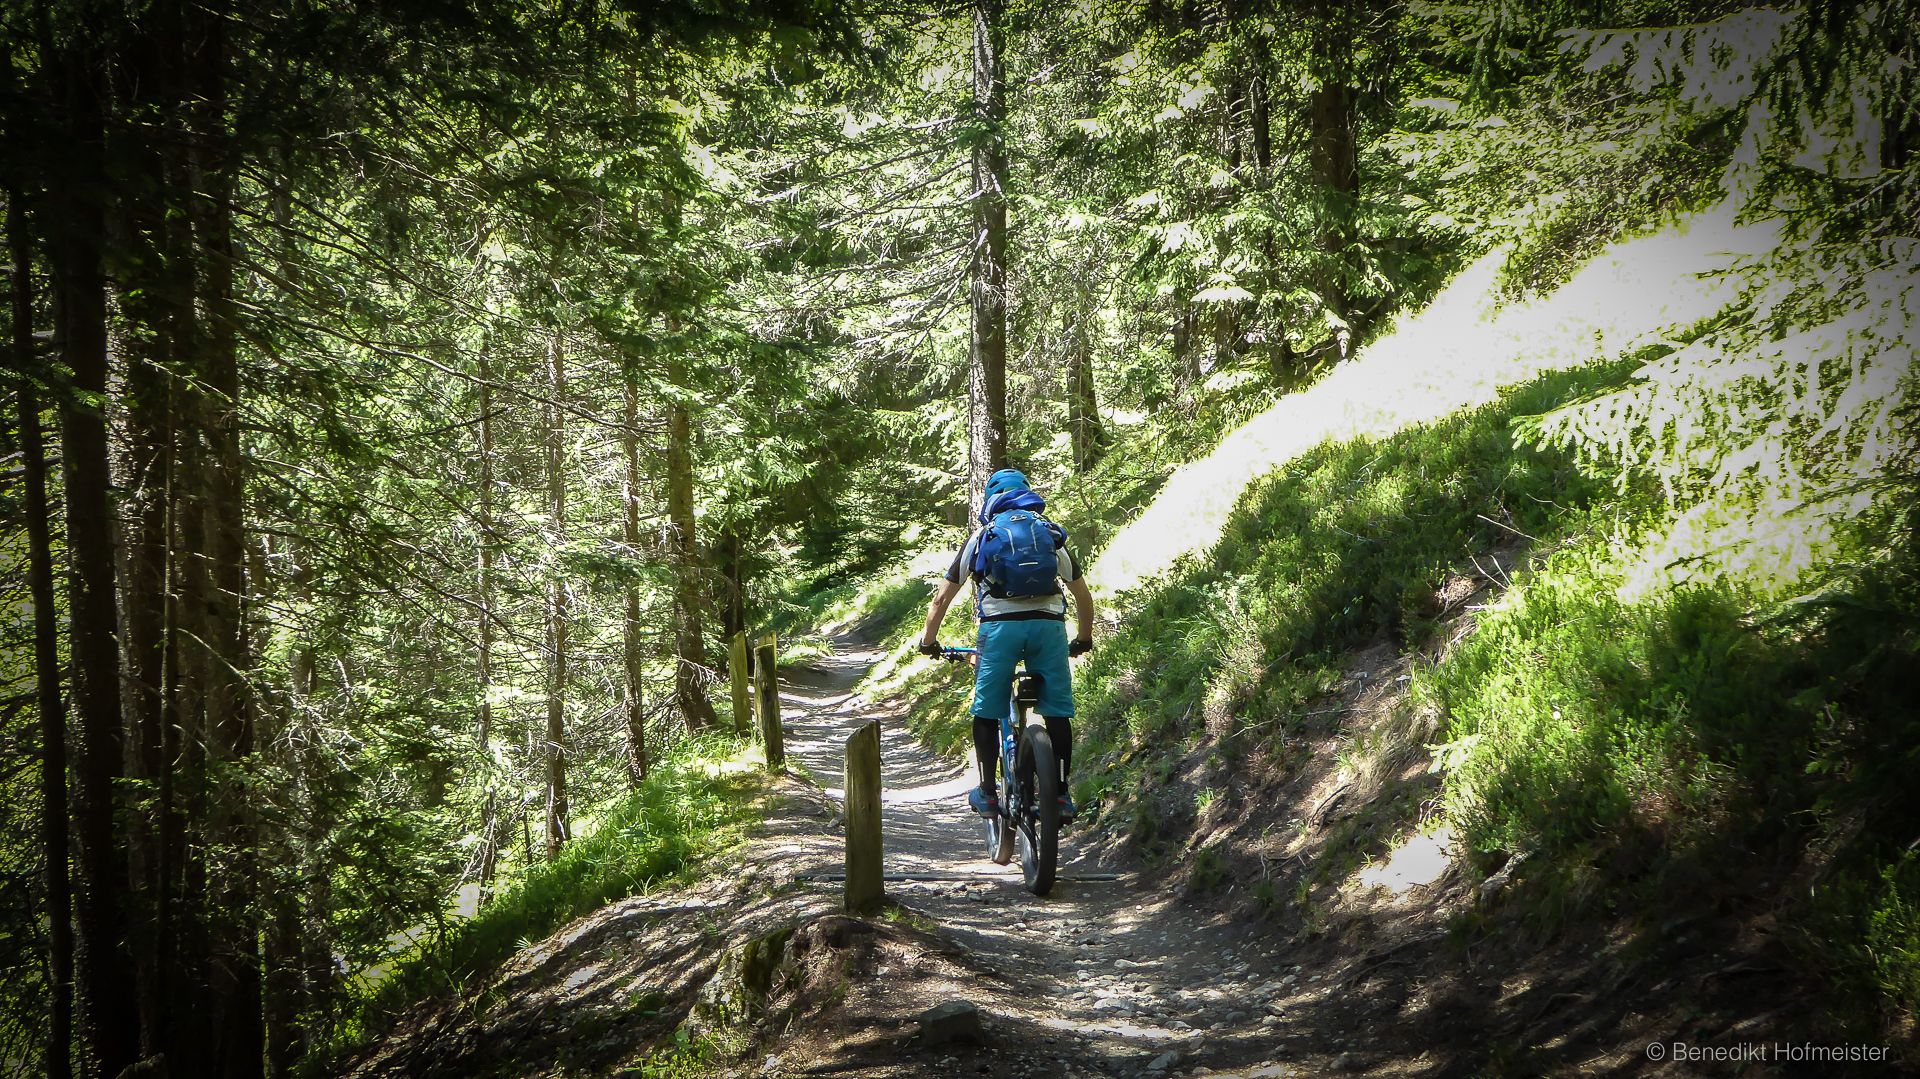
[729,630,751,735]
[844,720,883,913]
[754,633,784,772]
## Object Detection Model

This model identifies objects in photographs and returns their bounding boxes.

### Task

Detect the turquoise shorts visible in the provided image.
[972,619,1074,719]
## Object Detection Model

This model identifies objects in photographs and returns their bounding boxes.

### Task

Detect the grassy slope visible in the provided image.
[328,736,769,1065]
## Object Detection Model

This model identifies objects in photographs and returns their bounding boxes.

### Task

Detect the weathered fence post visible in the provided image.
[729,630,751,735]
[754,633,784,772]
[844,720,883,913]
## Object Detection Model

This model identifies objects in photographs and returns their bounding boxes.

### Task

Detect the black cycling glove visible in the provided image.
[1069,637,1093,658]
[917,640,943,658]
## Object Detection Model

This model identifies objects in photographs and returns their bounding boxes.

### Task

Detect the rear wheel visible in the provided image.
[1016,726,1060,896]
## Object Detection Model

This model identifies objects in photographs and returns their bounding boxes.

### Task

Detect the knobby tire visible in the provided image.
[1018,726,1060,896]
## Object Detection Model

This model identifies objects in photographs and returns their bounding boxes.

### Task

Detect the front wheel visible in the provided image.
[1016,726,1060,896]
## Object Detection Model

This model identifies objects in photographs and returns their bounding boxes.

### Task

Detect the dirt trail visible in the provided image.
[772,642,1352,1079]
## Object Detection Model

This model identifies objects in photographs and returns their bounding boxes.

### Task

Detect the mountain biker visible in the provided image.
[918,468,1094,822]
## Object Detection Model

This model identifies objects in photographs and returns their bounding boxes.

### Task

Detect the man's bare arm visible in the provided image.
[921,578,962,646]
[1067,577,1095,642]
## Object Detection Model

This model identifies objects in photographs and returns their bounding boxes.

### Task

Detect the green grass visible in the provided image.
[618,1024,740,1078]
[329,735,767,1059]
[1418,487,1920,1023]
[1070,361,1635,834]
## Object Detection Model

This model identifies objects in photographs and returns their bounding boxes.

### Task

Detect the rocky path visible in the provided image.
[772,643,1363,1079]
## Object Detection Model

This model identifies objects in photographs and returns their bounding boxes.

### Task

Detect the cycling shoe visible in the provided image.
[967,785,1000,817]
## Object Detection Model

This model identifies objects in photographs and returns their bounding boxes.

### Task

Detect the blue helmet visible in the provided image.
[979,468,1036,523]
[984,468,1028,500]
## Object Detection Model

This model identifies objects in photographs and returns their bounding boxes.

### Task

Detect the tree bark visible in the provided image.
[666,346,718,732]
[1249,70,1272,179]
[621,369,650,786]
[112,7,188,1054]
[967,0,1010,513]
[720,524,746,645]
[544,334,571,860]
[185,7,266,1068]
[1172,302,1200,389]
[14,192,74,1079]
[256,534,324,1076]
[476,344,501,893]
[46,27,142,1074]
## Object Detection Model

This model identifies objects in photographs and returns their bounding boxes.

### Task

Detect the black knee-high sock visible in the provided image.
[972,714,998,789]
[1044,715,1073,779]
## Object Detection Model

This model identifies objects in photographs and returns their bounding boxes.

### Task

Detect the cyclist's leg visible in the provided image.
[1028,619,1075,779]
[971,715,997,788]
[971,620,1019,790]
[1044,715,1073,778]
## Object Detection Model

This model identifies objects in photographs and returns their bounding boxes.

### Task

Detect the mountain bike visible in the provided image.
[940,647,1061,896]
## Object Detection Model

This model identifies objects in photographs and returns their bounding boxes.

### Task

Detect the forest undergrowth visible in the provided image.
[325,736,770,1066]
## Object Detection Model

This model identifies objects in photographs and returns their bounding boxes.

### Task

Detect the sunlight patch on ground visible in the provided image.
[1356,826,1456,898]
[707,752,765,777]
[1092,202,1785,599]
[882,772,976,805]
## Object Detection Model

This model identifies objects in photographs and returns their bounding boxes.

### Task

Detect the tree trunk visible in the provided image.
[544,334,571,860]
[967,0,1010,513]
[14,192,74,1079]
[666,347,718,732]
[1066,305,1104,473]
[112,8,188,1054]
[186,7,266,1068]
[476,345,501,893]
[46,28,142,1074]
[1248,44,1291,384]
[254,548,301,1079]
[1249,70,1272,180]
[1309,0,1359,361]
[621,369,650,786]
[1171,302,1200,389]
[719,524,746,645]
[258,535,324,1077]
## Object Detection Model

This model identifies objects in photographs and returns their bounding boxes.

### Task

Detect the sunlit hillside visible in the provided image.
[1093,201,1783,599]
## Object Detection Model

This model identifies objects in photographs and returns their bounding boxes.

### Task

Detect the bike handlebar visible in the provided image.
[939,647,977,659]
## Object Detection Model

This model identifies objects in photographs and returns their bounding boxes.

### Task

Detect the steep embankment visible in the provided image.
[1093,201,1779,598]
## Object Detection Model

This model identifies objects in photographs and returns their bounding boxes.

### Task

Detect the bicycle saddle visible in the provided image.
[1015,672,1044,704]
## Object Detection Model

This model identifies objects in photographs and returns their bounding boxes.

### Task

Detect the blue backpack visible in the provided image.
[971,489,1067,599]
